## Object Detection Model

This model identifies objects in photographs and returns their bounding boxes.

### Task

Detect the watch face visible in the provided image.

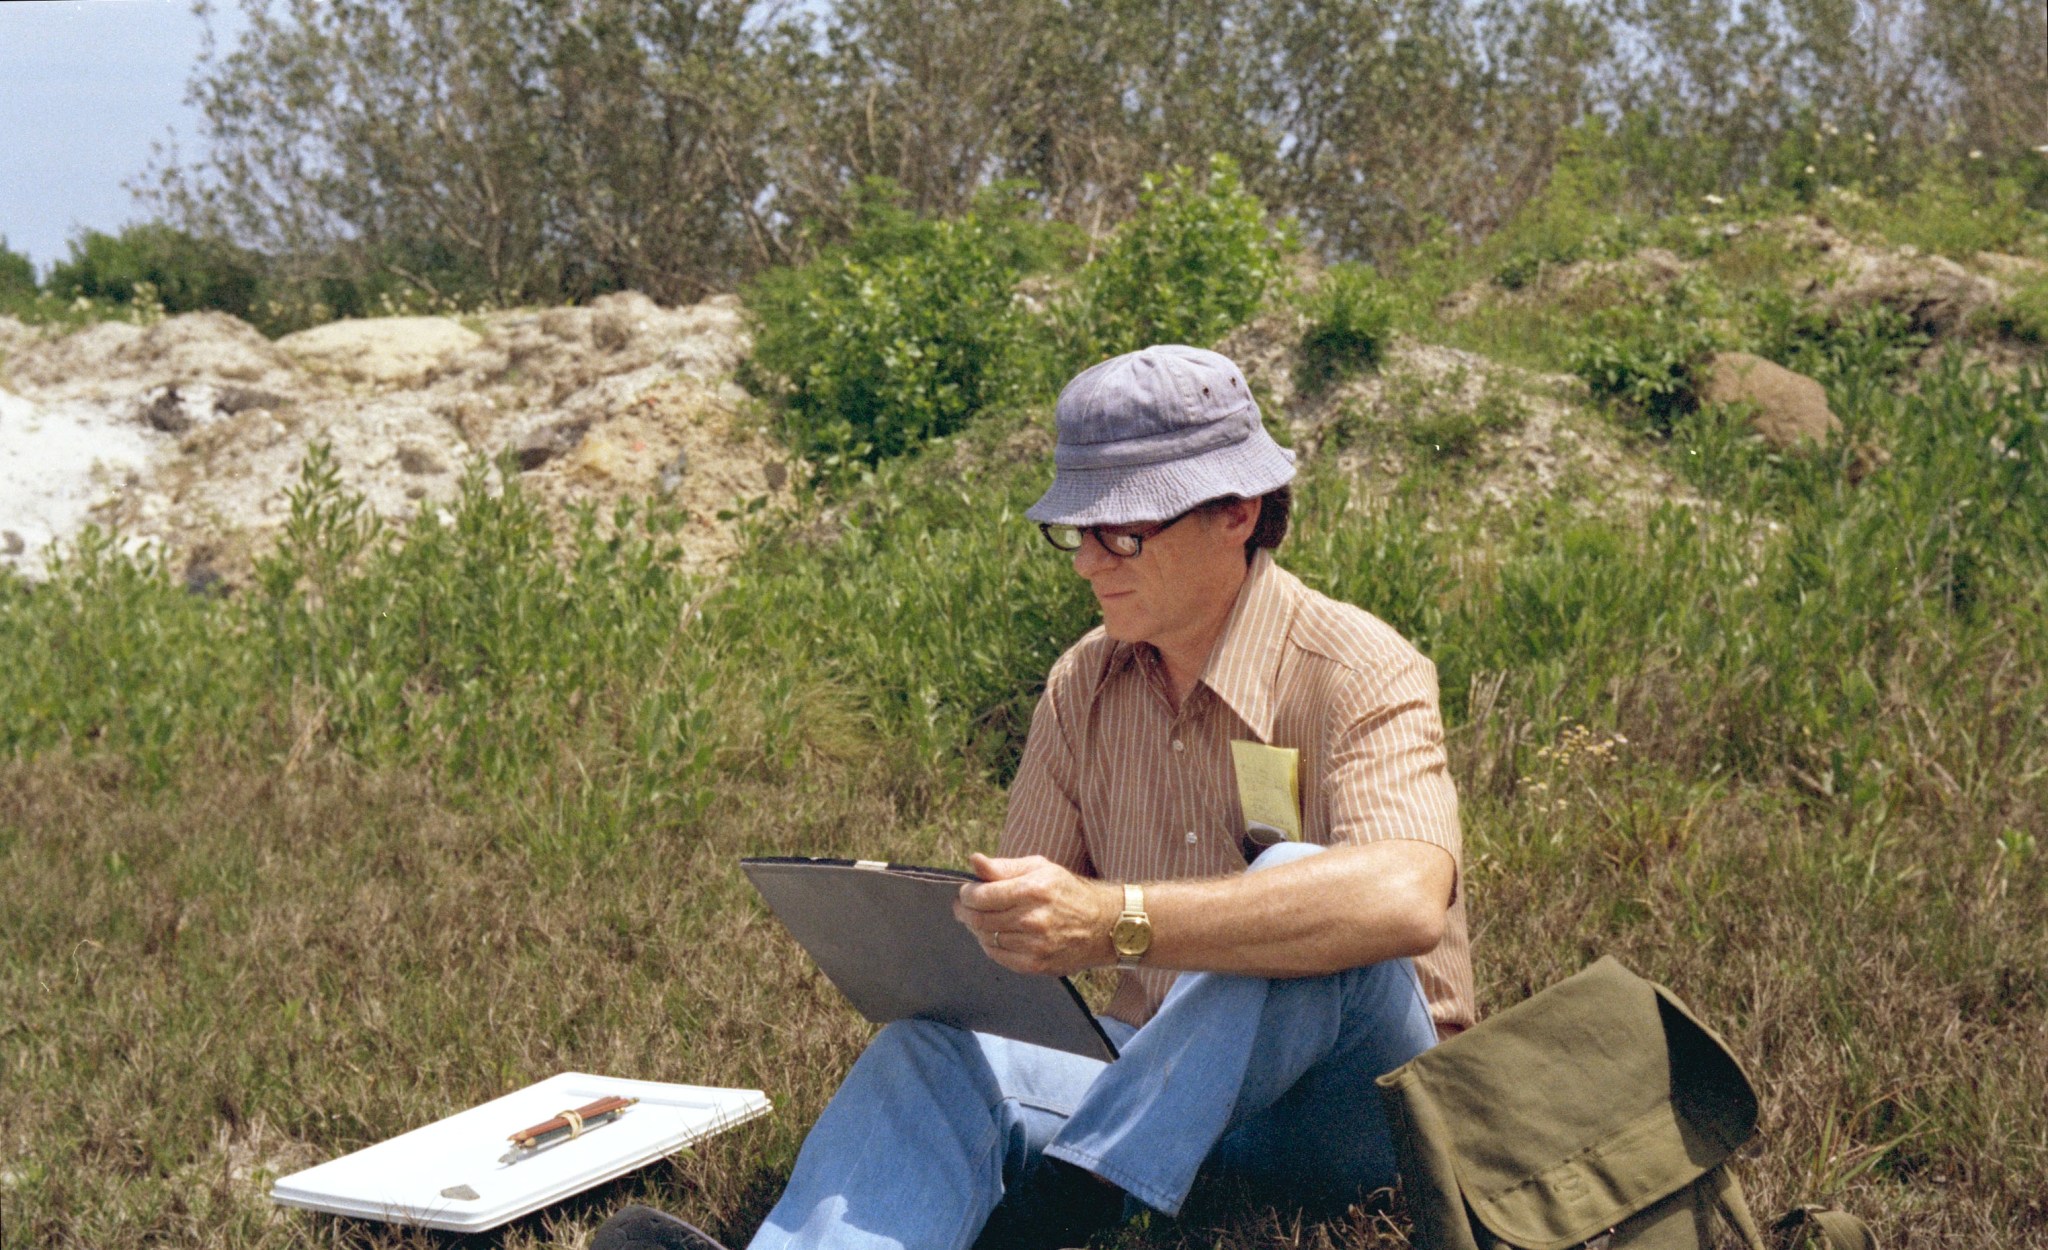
[1112,916,1152,955]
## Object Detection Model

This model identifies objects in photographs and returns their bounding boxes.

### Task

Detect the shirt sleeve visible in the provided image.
[1000,666,1094,876]
[1323,654,1462,883]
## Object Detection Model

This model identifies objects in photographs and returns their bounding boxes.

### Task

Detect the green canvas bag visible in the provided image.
[1376,957,1874,1250]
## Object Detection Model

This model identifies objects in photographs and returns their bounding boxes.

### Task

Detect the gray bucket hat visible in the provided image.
[1026,345,1296,527]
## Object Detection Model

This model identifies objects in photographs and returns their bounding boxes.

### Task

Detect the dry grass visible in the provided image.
[0,754,982,1249]
[5,684,2042,1249]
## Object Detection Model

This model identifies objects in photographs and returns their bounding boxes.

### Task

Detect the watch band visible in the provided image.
[1114,883,1150,970]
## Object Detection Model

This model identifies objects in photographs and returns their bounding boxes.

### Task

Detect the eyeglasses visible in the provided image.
[1038,508,1197,559]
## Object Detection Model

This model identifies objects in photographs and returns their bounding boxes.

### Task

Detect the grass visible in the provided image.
[5,180,2048,1248]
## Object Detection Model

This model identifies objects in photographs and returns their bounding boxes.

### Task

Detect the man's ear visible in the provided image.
[1213,496,1261,542]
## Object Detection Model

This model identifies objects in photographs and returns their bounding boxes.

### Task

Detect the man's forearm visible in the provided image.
[1133,841,1453,978]
[957,841,1453,980]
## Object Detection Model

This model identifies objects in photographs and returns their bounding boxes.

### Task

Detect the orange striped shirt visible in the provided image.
[1002,550,1475,1037]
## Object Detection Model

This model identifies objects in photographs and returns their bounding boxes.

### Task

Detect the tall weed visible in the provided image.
[708,422,1098,788]
[2,448,725,832]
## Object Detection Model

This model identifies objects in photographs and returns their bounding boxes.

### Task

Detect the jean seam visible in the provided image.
[953,1115,1005,1250]
[1005,1092,1082,1118]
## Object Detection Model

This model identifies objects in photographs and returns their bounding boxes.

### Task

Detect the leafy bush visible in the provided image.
[46,223,263,319]
[1295,263,1397,394]
[747,163,1290,481]
[0,237,35,303]
[1816,166,2048,260]
[1404,378,1527,462]
[744,184,1069,478]
[1985,275,2048,344]
[1477,135,1645,287]
[1492,244,1576,291]
[247,448,722,809]
[709,420,1099,784]
[1570,277,1726,435]
[1056,156,1287,367]
[1745,290,1928,387]
[0,531,254,788]
[2,448,726,823]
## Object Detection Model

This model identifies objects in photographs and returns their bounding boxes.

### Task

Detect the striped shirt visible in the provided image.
[1002,550,1475,1037]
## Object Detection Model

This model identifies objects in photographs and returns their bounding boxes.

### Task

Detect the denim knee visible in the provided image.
[1247,839,1325,872]
[859,1018,983,1078]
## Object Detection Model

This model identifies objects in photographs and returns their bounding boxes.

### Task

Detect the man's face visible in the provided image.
[1071,501,1257,648]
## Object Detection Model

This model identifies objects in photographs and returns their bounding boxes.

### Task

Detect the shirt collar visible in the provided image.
[1196,549,1298,742]
[1095,551,1301,736]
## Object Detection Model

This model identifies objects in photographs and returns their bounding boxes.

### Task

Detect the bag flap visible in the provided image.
[1376,958,1758,1250]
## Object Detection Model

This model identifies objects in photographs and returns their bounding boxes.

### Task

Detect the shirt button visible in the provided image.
[1171,739,1185,752]
[1185,831,1198,844]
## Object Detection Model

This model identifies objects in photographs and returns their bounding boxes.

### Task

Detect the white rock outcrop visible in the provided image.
[0,293,787,585]
[275,316,483,387]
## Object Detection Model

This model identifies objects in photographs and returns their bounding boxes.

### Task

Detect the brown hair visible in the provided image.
[1196,485,1292,563]
[1248,484,1292,559]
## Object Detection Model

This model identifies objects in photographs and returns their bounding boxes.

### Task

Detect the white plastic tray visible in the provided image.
[269,1072,771,1232]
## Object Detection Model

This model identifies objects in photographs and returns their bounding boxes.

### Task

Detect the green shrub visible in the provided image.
[1818,166,2048,260]
[46,223,263,319]
[744,183,1067,478]
[709,427,1099,784]
[1745,290,1928,387]
[745,163,1289,482]
[1492,244,1578,291]
[1295,263,1397,394]
[0,237,36,304]
[246,447,720,806]
[1,447,723,819]
[1986,275,2048,344]
[1477,131,1644,287]
[252,243,502,335]
[1403,376,1527,462]
[1571,312,1718,437]
[1056,155,1288,367]
[0,531,253,787]
[1286,470,1447,657]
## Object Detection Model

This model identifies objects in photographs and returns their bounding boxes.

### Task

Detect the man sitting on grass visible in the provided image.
[596,345,1473,1250]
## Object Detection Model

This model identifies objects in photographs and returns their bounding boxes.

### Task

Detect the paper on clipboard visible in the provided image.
[268,1072,769,1233]
[1231,740,1301,845]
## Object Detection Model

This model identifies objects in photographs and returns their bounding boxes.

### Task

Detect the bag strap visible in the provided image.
[1771,1205,1878,1250]
[1709,1166,1768,1250]
[1709,1170,1876,1250]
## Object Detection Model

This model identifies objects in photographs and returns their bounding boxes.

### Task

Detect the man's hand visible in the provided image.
[953,854,1121,976]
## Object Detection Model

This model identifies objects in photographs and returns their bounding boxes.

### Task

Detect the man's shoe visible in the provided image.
[589,1204,731,1250]
[977,1159,1126,1250]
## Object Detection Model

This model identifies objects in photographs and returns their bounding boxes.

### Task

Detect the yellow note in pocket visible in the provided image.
[1230,740,1301,846]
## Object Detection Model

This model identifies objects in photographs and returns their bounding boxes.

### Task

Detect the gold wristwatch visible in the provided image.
[1111,883,1152,970]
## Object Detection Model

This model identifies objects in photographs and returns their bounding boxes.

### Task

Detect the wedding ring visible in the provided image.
[992,931,1004,950]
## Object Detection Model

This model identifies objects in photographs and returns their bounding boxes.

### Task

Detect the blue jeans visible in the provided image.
[747,842,1439,1250]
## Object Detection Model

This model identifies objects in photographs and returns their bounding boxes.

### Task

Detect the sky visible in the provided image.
[0,0,244,275]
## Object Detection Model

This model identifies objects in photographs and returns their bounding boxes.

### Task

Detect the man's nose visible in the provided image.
[1072,531,1118,577]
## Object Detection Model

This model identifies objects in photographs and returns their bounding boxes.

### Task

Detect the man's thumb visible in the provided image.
[969,852,1033,881]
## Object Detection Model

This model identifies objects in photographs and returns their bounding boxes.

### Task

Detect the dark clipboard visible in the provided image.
[741,856,1120,1062]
